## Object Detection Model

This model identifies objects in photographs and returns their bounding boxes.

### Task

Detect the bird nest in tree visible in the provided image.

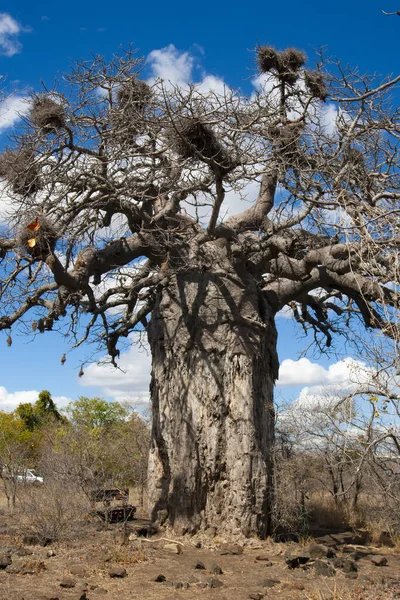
[0,150,42,196]
[16,214,58,257]
[169,117,235,174]
[257,46,307,86]
[304,71,327,102]
[116,77,152,112]
[257,46,280,73]
[30,95,66,133]
[110,78,152,146]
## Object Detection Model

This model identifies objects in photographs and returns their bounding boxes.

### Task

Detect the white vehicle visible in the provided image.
[16,469,44,485]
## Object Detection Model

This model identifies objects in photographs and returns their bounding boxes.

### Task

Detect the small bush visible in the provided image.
[15,481,89,544]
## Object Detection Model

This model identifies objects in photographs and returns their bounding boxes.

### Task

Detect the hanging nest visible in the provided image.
[30,95,66,133]
[169,117,235,174]
[16,213,58,257]
[257,46,280,73]
[304,71,327,102]
[0,150,42,196]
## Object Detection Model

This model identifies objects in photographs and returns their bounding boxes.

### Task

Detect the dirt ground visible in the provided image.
[0,504,399,600]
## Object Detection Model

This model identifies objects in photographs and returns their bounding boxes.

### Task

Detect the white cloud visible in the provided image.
[0,386,72,413]
[278,356,370,388]
[148,44,193,87]
[79,334,151,405]
[147,44,226,94]
[0,94,29,131]
[0,13,23,57]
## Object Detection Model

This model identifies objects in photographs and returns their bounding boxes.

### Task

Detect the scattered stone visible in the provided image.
[163,542,182,554]
[220,543,244,555]
[109,566,127,578]
[345,572,358,579]
[173,582,190,589]
[260,578,280,588]
[70,565,87,577]
[331,557,358,573]
[308,543,335,559]
[194,541,202,548]
[0,553,11,569]
[313,560,336,577]
[195,582,208,589]
[255,555,271,562]
[194,561,206,570]
[209,563,223,575]
[154,574,166,582]
[47,549,56,558]
[331,532,366,546]
[5,556,25,574]
[205,527,216,537]
[263,561,273,567]
[208,577,224,588]
[371,555,388,567]
[285,549,311,569]
[249,594,264,600]
[60,577,76,588]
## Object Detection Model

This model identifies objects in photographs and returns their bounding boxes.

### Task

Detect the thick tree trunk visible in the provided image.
[147,267,278,537]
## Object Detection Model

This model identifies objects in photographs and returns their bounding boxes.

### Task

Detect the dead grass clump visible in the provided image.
[0,150,42,196]
[108,546,147,565]
[30,95,66,133]
[304,71,328,101]
[16,213,58,257]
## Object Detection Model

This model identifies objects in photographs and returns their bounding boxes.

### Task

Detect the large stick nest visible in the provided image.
[110,77,152,146]
[0,150,42,196]
[169,117,235,174]
[257,46,307,86]
[304,71,328,102]
[116,77,152,112]
[16,213,59,257]
[30,95,66,133]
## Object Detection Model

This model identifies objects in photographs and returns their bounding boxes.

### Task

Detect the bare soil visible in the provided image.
[0,509,399,600]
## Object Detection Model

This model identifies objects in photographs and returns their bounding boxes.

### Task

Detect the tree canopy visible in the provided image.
[0,46,399,361]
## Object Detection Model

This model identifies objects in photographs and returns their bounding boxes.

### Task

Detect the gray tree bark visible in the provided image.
[147,266,278,537]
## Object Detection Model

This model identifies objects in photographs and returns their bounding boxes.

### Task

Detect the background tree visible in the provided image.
[0,412,32,508]
[39,398,149,504]
[16,390,64,432]
[0,45,400,536]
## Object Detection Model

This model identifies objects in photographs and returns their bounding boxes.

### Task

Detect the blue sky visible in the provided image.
[0,1,399,411]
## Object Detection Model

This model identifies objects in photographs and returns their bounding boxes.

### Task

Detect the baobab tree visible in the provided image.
[0,46,399,537]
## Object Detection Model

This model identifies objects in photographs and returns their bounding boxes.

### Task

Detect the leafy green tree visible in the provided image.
[15,390,64,432]
[0,412,32,507]
[64,397,128,429]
